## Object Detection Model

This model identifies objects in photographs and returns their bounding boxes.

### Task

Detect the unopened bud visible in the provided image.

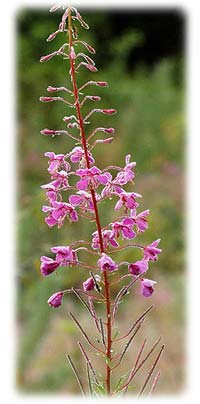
[40,128,56,136]
[104,128,115,134]
[96,81,108,87]
[47,86,58,92]
[76,12,89,30]
[40,52,57,63]
[90,96,101,102]
[39,96,61,102]
[103,137,114,143]
[46,31,58,42]
[63,116,74,122]
[40,97,54,102]
[85,63,98,72]
[67,122,79,129]
[95,137,114,144]
[102,109,117,115]
[50,4,61,12]
[81,41,96,54]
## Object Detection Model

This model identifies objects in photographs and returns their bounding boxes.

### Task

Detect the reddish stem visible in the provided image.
[68,9,112,395]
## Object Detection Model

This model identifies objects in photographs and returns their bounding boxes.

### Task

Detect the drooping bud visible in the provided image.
[97,253,118,272]
[67,122,79,129]
[96,81,108,87]
[47,86,59,92]
[75,10,89,30]
[48,292,64,308]
[80,40,96,54]
[83,275,100,292]
[128,260,148,276]
[50,4,62,13]
[46,30,60,42]
[103,128,115,134]
[140,278,157,297]
[102,109,117,115]
[63,115,77,123]
[40,128,56,136]
[95,137,114,144]
[39,96,62,102]
[81,63,98,72]
[89,96,101,102]
[40,52,57,63]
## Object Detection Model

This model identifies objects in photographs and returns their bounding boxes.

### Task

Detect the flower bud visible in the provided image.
[40,52,57,63]
[76,11,89,29]
[85,63,98,72]
[81,41,96,54]
[140,278,157,297]
[50,4,62,12]
[95,137,114,144]
[39,96,61,102]
[47,86,58,92]
[104,128,115,134]
[101,137,114,143]
[67,122,79,129]
[47,31,58,42]
[90,96,101,102]
[96,81,108,87]
[48,292,64,308]
[83,275,101,291]
[102,109,117,115]
[40,128,56,136]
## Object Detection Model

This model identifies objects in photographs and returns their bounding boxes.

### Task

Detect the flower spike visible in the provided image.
[39,5,162,396]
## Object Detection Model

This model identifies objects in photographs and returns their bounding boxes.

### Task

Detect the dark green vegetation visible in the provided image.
[17,8,185,394]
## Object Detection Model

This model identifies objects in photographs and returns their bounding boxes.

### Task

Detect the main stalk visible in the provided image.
[68,10,112,395]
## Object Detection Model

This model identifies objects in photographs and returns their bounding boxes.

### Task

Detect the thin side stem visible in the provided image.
[138,345,164,397]
[66,354,86,396]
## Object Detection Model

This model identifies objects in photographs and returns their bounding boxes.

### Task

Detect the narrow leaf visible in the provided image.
[66,354,86,396]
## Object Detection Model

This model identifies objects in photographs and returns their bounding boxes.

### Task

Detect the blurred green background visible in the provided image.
[17,7,185,395]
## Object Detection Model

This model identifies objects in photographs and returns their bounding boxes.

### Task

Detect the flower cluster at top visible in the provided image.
[39,5,162,308]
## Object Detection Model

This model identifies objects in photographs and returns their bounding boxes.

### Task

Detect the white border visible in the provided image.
[1,0,200,402]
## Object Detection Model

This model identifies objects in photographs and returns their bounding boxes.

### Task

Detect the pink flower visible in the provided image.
[101,183,123,199]
[131,209,150,232]
[114,155,136,185]
[42,201,78,227]
[40,256,60,276]
[48,292,64,308]
[44,152,70,174]
[46,190,57,204]
[140,278,157,297]
[70,146,95,165]
[128,260,148,276]
[143,239,162,262]
[41,170,70,192]
[76,166,112,191]
[92,229,119,250]
[115,191,142,211]
[111,217,136,240]
[69,191,98,211]
[40,246,78,277]
[83,275,101,291]
[51,246,78,266]
[97,253,118,272]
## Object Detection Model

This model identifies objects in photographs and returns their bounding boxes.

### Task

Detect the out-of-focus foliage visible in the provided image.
[17,8,185,394]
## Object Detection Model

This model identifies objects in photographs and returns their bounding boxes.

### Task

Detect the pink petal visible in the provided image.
[76,178,89,190]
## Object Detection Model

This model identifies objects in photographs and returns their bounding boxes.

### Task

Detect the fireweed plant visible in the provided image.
[39,3,164,396]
